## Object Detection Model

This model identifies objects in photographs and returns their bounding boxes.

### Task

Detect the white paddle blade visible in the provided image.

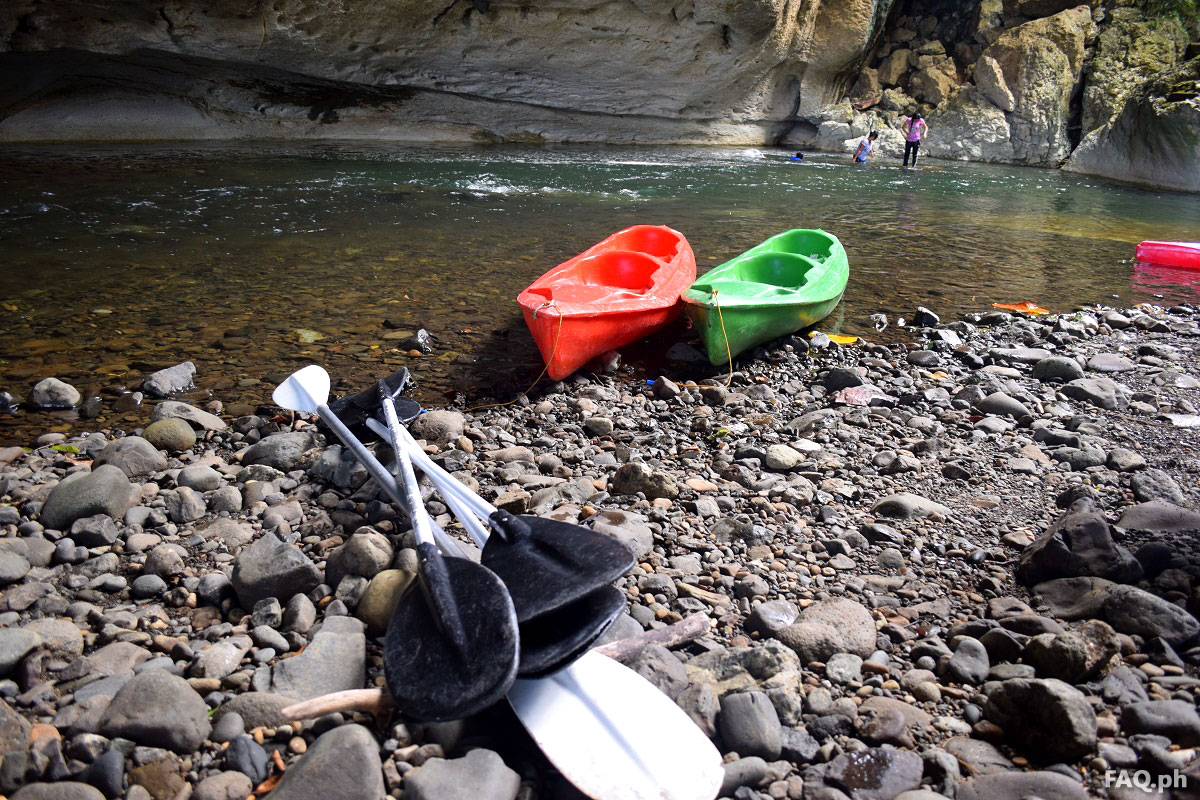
[508,651,723,800]
[273,365,331,413]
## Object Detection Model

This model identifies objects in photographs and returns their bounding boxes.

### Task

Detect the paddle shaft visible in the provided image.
[366,417,495,522]
[311,403,465,558]
[370,415,491,548]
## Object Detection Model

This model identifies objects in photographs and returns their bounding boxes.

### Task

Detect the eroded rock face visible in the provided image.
[1065,57,1200,193]
[1079,8,1188,133]
[927,6,1093,165]
[0,0,895,144]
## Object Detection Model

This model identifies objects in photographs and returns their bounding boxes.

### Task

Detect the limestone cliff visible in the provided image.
[1065,57,1200,193]
[1080,7,1188,133]
[927,6,1094,165]
[0,0,895,144]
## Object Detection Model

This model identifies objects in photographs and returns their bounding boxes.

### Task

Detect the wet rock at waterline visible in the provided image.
[29,377,81,408]
[141,361,197,397]
[149,400,227,431]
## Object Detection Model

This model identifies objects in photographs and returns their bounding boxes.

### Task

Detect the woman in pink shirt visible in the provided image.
[902,112,928,167]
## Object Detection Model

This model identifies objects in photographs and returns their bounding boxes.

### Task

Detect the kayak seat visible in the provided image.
[728,253,816,289]
[534,251,664,305]
[604,227,682,262]
[762,229,835,260]
[690,279,798,301]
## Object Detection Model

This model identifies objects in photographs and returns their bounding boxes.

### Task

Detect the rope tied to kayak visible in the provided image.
[463,300,563,413]
[712,289,733,388]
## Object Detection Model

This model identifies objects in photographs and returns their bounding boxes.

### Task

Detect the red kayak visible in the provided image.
[1136,241,1200,271]
[517,225,696,381]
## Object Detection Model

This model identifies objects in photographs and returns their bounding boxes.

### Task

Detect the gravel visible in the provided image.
[0,301,1198,798]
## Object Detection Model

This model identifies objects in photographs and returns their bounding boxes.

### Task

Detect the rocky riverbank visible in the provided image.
[1,300,1199,800]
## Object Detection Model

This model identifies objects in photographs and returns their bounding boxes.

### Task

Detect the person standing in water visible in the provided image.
[852,132,878,164]
[902,112,927,167]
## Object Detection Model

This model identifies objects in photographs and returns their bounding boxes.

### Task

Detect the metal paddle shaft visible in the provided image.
[381,388,469,656]
[272,366,464,558]
[275,367,518,720]
[379,385,520,721]
[366,415,636,622]
[368,399,633,675]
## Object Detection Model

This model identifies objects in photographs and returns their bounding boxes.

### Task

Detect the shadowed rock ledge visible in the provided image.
[0,0,895,144]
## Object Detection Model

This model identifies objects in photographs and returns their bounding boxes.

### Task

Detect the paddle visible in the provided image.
[364,413,635,623]
[508,650,724,800]
[378,384,519,720]
[281,618,725,800]
[369,386,629,676]
[272,366,465,558]
[274,367,519,720]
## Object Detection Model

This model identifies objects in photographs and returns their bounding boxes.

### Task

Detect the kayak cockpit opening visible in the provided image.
[604,226,682,262]
[729,253,816,290]
[567,251,660,293]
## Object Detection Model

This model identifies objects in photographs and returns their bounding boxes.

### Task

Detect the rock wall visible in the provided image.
[927,6,1094,165]
[0,0,895,144]
[1065,57,1200,193]
[1080,7,1189,133]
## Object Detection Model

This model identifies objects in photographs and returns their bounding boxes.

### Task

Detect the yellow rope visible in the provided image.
[713,288,733,388]
[462,301,563,413]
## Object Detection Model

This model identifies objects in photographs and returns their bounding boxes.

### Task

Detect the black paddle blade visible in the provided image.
[481,517,635,624]
[383,553,519,722]
[516,585,626,678]
[327,368,420,431]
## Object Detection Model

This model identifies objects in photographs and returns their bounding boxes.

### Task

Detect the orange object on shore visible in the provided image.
[992,302,1050,315]
[517,225,696,381]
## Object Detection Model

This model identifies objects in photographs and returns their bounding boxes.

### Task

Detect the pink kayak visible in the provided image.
[1136,241,1200,271]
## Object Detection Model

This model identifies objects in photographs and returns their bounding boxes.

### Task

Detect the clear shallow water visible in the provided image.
[1,142,1198,443]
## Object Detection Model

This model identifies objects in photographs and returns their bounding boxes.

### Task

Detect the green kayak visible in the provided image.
[682,229,849,365]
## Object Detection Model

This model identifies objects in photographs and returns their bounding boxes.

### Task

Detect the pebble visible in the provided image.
[0,301,1197,800]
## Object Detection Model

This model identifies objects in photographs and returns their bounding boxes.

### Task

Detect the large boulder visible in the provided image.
[266,616,366,700]
[29,377,81,408]
[974,55,1015,112]
[141,361,196,397]
[983,678,1096,763]
[264,724,384,800]
[1102,585,1200,647]
[909,59,959,106]
[981,7,1091,163]
[99,670,212,752]
[775,597,876,662]
[1066,58,1200,193]
[878,48,913,87]
[241,431,324,472]
[231,531,323,609]
[928,7,1092,165]
[93,436,167,478]
[1016,502,1142,586]
[39,465,132,531]
[405,748,519,800]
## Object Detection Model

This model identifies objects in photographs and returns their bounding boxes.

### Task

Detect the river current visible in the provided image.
[1,142,1198,443]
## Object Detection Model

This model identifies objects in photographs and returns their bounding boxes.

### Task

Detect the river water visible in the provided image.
[1,142,1198,444]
